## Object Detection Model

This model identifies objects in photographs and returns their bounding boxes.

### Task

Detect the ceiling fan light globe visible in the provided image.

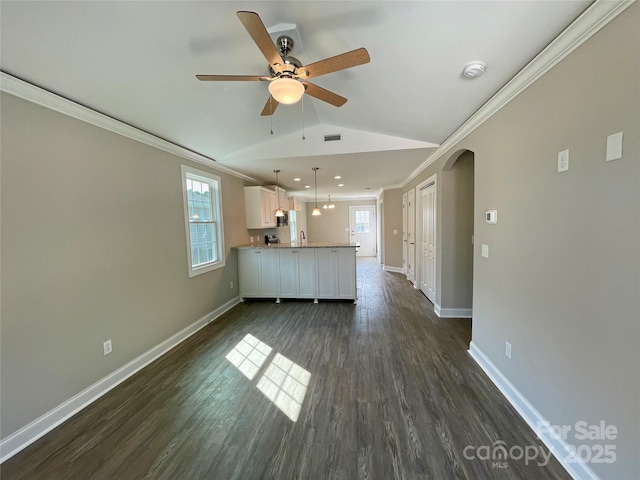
[269,78,305,104]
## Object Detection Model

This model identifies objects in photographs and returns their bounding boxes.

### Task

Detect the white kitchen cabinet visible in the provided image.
[278,248,316,299]
[289,196,304,212]
[315,248,357,301]
[244,186,277,229]
[238,248,279,299]
[237,246,356,302]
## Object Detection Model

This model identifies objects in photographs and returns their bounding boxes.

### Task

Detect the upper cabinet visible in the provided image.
[245,186,277,229]
[290,197,304,212]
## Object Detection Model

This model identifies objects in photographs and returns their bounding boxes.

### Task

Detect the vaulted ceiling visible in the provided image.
[0,1,591,199]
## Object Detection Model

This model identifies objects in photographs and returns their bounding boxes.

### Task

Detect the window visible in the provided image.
[181,165,225,277]
[355,210,370,233]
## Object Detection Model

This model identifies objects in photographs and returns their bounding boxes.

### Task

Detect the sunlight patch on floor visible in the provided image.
[225,333,273,380]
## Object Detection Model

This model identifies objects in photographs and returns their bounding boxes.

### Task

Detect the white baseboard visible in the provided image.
[0,296,241,463]
[468,342,598,480]
[383,265,403,273]
[434,305,472,318]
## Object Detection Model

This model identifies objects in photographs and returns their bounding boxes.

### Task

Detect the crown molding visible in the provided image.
[403,0,636,187]
[0,72,260,184]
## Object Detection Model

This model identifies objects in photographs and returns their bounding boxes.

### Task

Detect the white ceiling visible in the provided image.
[0,1,591,200]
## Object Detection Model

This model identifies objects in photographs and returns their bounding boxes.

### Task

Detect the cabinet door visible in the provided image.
[238,249,261,297]
[336,248,356,299]
[316,249,336,298]
[278,250,297,298]
[259,249,279,297]
[296,249,316,298]
[261,189,276,227]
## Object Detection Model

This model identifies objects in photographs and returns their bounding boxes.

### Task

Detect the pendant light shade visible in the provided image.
[274,169,285,217]
[312,167,321,216]
[268,78,305,105]
[322,195,335,209]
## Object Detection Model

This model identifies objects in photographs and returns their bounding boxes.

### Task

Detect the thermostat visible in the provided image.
[485,210,498,224]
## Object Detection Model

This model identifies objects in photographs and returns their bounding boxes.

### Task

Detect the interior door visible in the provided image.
[420,183,436,303]
[349,205,376,256]
[407,190,415,283]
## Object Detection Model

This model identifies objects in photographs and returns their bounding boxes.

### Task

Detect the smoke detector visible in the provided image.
[463,61,487,79]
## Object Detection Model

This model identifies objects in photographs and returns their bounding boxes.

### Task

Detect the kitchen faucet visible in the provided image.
[299,230,306,244]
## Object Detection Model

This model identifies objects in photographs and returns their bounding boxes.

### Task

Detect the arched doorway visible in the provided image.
[438,149,475,317]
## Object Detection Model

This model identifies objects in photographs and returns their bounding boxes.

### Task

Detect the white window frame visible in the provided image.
[181,165,225,277]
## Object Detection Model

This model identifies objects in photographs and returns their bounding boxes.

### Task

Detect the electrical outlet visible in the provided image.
[481,244,489,258]
[230,280,234,289]
[505,341,512,359]
[103,339,113,356]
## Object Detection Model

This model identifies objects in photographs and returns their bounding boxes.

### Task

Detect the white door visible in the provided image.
[349,205,376,257]
[402,193,408,275]
[407,190,416,283]
[420,183,436,303]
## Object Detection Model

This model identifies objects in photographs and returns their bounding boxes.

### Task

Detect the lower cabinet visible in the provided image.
[278,249,316,299]
[315,248,356,300]
[237,247,356,302]
[238,248,278,298]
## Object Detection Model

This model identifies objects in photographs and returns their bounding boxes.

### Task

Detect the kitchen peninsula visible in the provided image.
[235,243,357,303]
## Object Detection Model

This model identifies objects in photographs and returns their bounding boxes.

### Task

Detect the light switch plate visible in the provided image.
[557,149,569,172]
[606,131,623,162]
[481,244,489,258]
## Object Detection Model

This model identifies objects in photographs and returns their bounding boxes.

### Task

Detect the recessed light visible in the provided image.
[294,178,301,182]
[334,175,341,179]
[338,184,344,187]
[304,185,311,189]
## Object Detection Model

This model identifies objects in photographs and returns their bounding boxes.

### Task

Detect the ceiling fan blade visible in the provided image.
[301,82,347,107]
[196,74,269,81]
[297,48,370,79]
[261,96,279,116]
[237,11,285,73]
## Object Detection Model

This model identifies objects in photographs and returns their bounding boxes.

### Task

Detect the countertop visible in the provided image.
[234,242,356,249]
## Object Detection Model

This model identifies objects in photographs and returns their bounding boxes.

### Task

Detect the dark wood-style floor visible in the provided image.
[2,258,570,480]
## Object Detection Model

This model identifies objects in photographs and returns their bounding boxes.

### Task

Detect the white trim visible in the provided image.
[434,305,472,318]
[402,0,635,187]
[0,297,241,464]
[383,265,403,274]
[468,342,599,480]
[0,73,259,184]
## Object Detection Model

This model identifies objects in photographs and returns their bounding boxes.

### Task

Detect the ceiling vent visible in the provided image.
[324,133,342,142]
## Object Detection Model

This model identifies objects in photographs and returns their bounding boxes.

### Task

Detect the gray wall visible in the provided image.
[306,199,376,244]
[0,93,249,437]
[381,189,403,270]
[403,5,639,478]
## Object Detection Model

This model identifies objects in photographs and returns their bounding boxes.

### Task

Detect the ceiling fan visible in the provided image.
[196,11,370,116]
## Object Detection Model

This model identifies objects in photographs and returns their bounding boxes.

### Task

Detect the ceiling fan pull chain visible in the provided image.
[301,94,306,140]
[270,96,274,135]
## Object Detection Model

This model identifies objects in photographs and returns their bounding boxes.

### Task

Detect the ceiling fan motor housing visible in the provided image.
[269,36,302,78]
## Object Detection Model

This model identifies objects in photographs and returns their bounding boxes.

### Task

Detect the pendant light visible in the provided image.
[322,195,335,209]
[274,169,285,218]
[312,167,321,216]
